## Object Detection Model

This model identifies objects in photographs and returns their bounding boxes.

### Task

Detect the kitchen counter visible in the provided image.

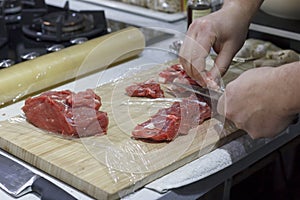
[1,0,300,199]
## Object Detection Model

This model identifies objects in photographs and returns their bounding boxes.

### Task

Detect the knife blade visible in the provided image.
[173,82,223,101]
[173,82,238,131]
[0,154,76,200]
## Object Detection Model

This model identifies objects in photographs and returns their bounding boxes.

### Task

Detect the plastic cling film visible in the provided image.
[76,61,226,180]
[68,38,231,192]
[0,27,145,107]
[0,32,236,199]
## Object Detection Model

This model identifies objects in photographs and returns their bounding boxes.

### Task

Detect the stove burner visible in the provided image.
[22,10,107,42]
[42,11,85,33]
[21,1,107,42]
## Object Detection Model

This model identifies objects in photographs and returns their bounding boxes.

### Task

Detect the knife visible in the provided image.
[173,82,238,130]
[0,154,77,200]
[173,82,223,101]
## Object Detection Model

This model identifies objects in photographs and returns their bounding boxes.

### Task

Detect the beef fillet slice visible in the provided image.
[22,89,109,137]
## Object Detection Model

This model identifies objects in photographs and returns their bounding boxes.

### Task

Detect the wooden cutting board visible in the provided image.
[0,61,243,200]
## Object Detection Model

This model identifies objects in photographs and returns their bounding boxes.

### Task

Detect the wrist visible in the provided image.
[222,0,263,23]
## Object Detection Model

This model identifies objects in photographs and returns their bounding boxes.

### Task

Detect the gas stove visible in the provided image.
[0,0,109,68]
[0,0,173,69]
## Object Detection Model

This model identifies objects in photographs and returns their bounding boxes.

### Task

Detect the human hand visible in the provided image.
[179,3,252,87]
[217,66,297,139]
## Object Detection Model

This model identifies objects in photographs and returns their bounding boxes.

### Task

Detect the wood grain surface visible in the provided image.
[0,61,243,200]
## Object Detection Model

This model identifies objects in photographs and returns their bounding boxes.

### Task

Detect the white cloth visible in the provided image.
[145,134,262,193]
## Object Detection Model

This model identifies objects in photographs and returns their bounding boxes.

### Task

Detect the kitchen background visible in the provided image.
[0,0,300,200]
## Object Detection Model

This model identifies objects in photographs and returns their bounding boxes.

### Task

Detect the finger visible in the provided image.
[179,27,197,58]
[179,33,196,73]
[186,30,217,86]
[179,34,207,86]
[189,56,207,85]
[179,19,218,87]
[209,43,236,81]
[194,29,216,59]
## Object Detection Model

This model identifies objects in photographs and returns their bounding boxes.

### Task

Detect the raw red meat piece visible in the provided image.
[66,89,101,110]
[132,114,180,141]
[158,64,221,93]
[179,95,211,134]
[125,80,165,98]
[131,95,211,142]
[158,64,199,86]
[22,89,109,137]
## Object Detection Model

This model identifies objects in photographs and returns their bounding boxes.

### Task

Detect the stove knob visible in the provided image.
[21,52,40,61]
[0,59,15,68]
[47,44,65,53]
[70,37,88,45]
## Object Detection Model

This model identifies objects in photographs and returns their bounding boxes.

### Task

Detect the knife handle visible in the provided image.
[32,176,77,200]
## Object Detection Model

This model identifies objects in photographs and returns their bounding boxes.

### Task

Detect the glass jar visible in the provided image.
[187,0,211,28]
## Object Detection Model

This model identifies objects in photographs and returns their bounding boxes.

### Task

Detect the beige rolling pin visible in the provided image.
[0,27,145,106]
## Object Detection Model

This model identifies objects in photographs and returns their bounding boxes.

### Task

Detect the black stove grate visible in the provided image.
[22,10,107,42]
[21,1,107,42]
[0,0,108,66]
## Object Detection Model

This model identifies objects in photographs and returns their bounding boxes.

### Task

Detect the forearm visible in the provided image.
[222,0,264,22]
